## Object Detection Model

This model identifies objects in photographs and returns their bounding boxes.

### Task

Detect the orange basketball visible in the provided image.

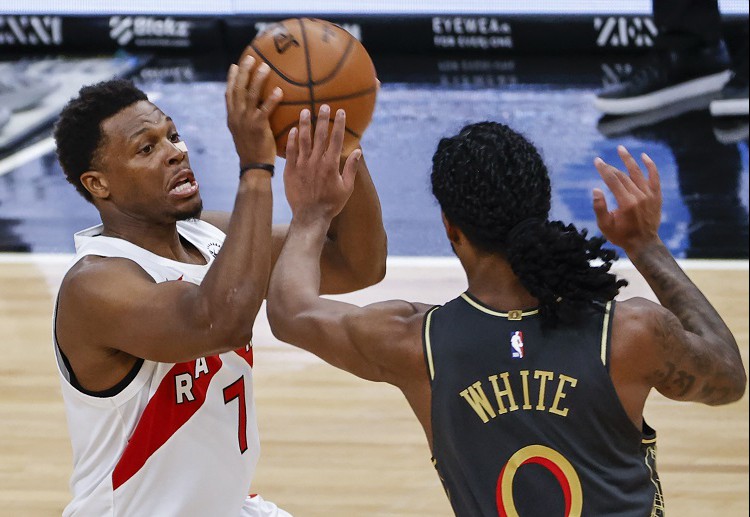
[241,18,378,157]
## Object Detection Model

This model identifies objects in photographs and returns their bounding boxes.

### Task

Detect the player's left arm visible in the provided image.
[594,146,747,405]
[202,120,386,295]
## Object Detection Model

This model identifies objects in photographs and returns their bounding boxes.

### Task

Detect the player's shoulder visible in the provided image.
[361,300,435,326]
[613,297,671,345]
[199,210,230,233]
[341,300,434,349]
[352,300,435,385]
[61,255,155,301]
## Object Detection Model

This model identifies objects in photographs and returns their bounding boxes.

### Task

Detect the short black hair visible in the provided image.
[53,79,148,202]
[431,121,626,325]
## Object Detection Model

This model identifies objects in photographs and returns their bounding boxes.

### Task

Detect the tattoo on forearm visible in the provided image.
[633,242,744,402]
[650,361,675,384]
[637,244,733,340]
[691,349,713,376]
[672,370,696,397]
[699,383,716,399]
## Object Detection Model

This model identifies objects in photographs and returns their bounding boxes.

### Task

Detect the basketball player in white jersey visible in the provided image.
[52,56,385,516]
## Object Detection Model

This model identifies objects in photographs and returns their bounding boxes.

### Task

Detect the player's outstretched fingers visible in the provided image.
[259,87,283,119]
[641,152,662,195]
[286,127,299,165]
[247,63,270,110]
[592,187,613,232]
[313,105,331,157]
[298,109,312,160]
[617,145,648,193]
[328,109,347,160]
[594,156,634,205]
[232,55,255,112]
[341,148,361,193]
[225,64,240,116]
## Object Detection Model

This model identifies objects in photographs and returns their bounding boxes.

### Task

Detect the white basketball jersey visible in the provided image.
[54,220,260,517]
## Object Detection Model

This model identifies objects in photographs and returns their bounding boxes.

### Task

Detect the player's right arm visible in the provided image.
[266,104,431,387]
[594,146,746,407]
[56,56,282,367]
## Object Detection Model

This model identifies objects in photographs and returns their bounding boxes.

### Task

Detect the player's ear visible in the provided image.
[441,212,461,245]
[80,170,111,200]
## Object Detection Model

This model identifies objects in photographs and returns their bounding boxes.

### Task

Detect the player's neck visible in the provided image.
[464,255,539,311]
[100,216,202,264]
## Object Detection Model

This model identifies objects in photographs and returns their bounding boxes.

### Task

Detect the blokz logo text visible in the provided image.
[109,16,192,47]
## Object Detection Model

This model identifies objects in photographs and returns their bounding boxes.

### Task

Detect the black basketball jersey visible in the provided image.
[423,293,664,517]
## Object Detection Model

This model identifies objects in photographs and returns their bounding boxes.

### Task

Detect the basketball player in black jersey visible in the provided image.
[266,121,747,516]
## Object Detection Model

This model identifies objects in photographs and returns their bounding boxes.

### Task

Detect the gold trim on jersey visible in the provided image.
[424,306,439,381]
[643,442,665,516]
[600,301,612,367]
[498,444,583,516]
[459,293,540,319]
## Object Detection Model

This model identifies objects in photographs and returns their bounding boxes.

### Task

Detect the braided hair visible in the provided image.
[431,121,626,326]
[54,79,148,202]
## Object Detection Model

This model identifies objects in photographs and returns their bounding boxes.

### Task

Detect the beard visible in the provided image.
[176,199,203,221]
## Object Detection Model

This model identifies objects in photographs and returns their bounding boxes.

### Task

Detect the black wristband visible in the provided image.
[240,162,275,178]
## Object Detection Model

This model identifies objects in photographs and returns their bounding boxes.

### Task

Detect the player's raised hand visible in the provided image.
[593,145,663,256]
[225,55,283,168]
[284,105,361,222]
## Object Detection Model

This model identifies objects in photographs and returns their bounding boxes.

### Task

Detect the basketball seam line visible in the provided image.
[299,18,317,117]
[250,44,310,88]
[278,86,377,106]
[250,21,360,88]
[303,18,356,87]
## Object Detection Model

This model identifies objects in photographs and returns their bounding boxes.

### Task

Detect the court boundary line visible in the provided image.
[0,253,747,271]
[386,257,749,271]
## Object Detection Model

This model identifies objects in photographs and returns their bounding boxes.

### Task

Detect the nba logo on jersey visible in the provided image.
[510,331,524,358]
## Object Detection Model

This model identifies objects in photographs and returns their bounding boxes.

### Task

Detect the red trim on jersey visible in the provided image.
[235,344,253,368]
[528,456,573,515]
[112,356,223,490]
[496,455,573,516]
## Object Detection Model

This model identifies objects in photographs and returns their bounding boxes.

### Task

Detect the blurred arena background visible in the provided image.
[1,1,747,515]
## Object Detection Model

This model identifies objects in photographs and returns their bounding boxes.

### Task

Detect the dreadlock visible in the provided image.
[431,121,626,326]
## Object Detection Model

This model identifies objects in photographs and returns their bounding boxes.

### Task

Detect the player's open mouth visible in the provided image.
[169,178,199,198]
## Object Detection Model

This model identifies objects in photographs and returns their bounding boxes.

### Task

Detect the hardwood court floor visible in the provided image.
[0,257,747,516]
